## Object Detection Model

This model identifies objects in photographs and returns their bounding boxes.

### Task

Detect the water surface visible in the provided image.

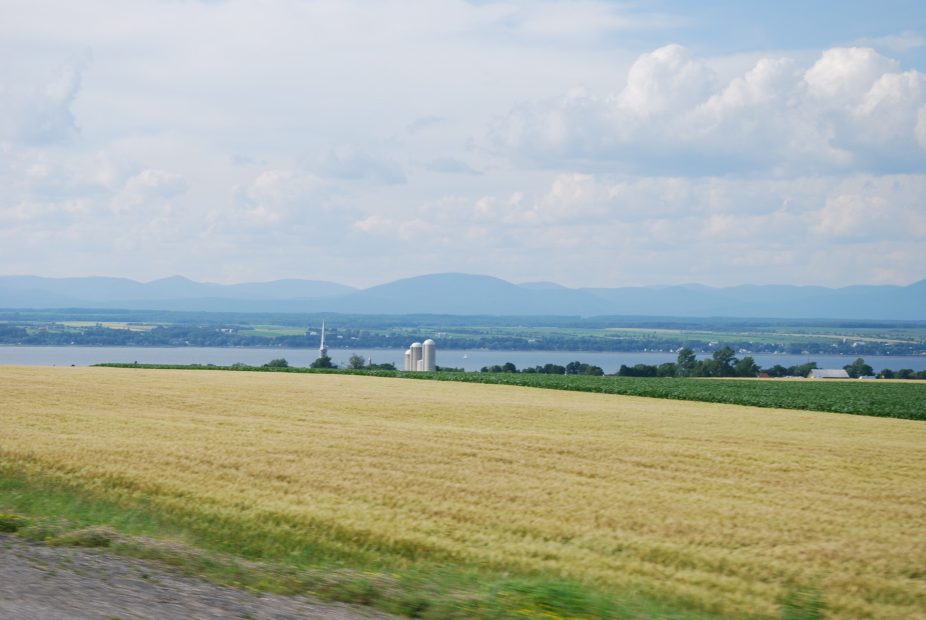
[3,346,925,374]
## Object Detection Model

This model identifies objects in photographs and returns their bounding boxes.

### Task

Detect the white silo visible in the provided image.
[416,359,423,371]
[404,349,412,371]
[422,339,436,371]
[410,342,422,371]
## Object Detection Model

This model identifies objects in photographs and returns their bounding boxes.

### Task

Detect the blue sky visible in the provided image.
[1,0,925,288]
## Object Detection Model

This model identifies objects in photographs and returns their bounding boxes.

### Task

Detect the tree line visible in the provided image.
[479,361,605,375]
[2,322,926,358]
[617,348,926,380]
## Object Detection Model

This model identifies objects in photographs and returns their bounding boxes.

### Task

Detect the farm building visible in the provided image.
[808,369,850,379]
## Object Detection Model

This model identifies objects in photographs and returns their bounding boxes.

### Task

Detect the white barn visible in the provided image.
[808,369,850,379]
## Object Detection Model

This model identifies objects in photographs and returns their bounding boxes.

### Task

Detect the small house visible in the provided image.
[808,369,850,379]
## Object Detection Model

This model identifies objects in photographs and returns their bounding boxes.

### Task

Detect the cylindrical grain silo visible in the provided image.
[404,349,412,371]
[422,339,436,371]
[410,342,422,371]
[416,359,423,371]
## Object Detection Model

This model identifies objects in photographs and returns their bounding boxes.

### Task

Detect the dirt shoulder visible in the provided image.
[0,533,391,620]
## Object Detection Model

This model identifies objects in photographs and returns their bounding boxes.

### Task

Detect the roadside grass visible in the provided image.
[97,362,926,420]
[4,367,925,619]
[0,471,715,620]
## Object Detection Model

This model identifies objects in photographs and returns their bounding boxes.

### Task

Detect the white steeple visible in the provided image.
[319,320,328,359]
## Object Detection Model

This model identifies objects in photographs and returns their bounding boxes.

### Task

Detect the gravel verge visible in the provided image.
[0,533,393,620]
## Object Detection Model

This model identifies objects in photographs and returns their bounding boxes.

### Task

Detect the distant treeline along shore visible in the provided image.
[485,349,924,380]
[2,324,925,357]
[236,349,924,381]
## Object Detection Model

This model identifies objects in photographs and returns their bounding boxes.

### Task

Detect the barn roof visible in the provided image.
[810,369,851,379]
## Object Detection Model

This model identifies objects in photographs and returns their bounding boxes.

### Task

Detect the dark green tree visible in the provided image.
[310,355,336,369]
[657,362,678,377]
[843,357,874,378]
[581,364,604,376]
[676,348,697,377]
[347,354,366,369]
[690,360,710,377]
[618,364,657,377]
[764,364,789,378]
[565,361,583,375]
[784,361,817,377]
[711,346,738,377]
[263,358,289,368]
[734,356,760,378]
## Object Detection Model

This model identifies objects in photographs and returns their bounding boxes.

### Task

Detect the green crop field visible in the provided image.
[97,363,926,420]
[410,373,926,420]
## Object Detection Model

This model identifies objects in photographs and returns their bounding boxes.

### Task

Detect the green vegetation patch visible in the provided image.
[95,363,926,420]
[412,373,926,420]
[0,470,717,620]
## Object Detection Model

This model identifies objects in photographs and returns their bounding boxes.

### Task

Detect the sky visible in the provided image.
[1,0,926,289]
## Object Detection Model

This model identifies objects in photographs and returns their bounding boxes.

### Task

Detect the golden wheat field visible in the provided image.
[2,366,926,619]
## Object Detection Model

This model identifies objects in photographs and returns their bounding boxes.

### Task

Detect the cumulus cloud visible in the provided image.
[617,44,716,117]
[351,171,926,284]
[230,170,327,225]
[811,194,926,240]
[2,0,925,287]
[490,45,926,174]
[804,47,899,100]
[111,169,188,213]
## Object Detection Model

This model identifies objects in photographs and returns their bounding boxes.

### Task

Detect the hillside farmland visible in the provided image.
[1,367,925,619]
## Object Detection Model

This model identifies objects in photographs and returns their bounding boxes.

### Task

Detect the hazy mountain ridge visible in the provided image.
[1,273,924,320]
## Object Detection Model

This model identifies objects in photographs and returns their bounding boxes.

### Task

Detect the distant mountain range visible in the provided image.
[1,273,925,320]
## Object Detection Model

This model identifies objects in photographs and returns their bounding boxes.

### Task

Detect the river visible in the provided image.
[2,346,925,374]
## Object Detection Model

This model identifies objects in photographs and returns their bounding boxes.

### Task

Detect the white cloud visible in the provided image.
[490,45,926,174]
[856,31,926,53]
[0,54,90,146]
[111,169,188,213]
[503,1,685,40]
[230,170,327,225]
[804,47,899,100]
[917,106,926,148]
[616,44,716,117]
[1,1,925,288]
[350,172,926,285]
[811,194,926,240]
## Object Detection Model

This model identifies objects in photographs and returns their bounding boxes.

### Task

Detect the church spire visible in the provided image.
[319,320,328,359]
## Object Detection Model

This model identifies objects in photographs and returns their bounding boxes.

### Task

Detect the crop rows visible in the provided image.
[6,367,926,620]
[96,363,926,420]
